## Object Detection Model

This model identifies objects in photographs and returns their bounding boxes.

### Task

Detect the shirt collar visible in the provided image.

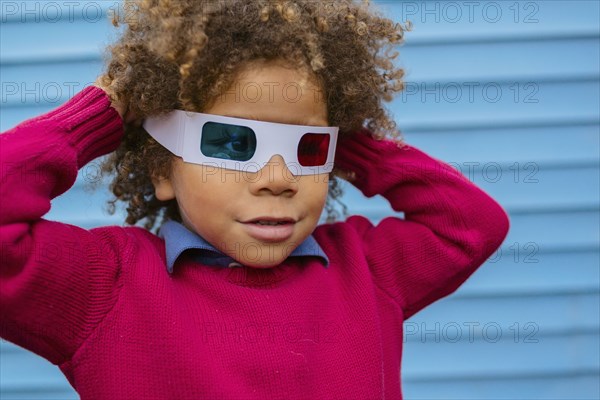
[158,220,329,274]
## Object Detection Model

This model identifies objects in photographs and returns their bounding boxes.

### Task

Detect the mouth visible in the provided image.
[242,217,296,225]
[240,217,297,242]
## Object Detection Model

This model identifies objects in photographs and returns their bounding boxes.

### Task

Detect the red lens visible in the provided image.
[297,133,330,166]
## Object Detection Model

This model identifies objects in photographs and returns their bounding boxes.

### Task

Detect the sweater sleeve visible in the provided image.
[335,129,510,319]
[0,87,126,364]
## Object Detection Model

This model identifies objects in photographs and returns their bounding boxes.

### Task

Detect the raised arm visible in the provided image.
[335,130,510,319]
[0,87,126,364]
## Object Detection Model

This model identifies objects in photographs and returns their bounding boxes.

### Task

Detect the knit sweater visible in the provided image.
[0,87,510,399]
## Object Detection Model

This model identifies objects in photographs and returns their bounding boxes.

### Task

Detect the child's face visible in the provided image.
[153,60,330,268]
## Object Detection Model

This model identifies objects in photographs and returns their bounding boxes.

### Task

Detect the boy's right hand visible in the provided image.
[93,78,139,125]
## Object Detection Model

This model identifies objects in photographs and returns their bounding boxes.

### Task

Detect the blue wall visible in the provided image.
[1,1,599,398]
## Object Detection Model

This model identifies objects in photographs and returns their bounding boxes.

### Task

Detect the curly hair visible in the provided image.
[94,0,408,232]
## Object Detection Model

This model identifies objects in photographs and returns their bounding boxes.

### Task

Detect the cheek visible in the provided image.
[171,168,216,211]
[177,172,249,219]
[301,176,329,208]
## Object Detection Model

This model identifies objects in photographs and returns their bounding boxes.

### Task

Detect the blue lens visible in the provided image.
[200,122,256,161]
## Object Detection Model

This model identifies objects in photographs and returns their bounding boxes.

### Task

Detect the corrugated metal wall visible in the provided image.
[1,1,599,399]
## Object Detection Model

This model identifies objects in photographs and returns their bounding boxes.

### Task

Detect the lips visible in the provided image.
[240,217,296,242]
[244,217,296,225]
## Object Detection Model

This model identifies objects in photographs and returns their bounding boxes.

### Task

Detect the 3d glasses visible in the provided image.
[143,110,339,175]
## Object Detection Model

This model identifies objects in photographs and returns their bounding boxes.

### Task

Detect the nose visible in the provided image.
[249,155,299,196]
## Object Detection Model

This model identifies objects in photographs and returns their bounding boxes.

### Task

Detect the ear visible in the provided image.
[151,175,176,201]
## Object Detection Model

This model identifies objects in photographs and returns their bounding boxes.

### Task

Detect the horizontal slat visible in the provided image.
[402,371,599,400]
[389,78,600,128]
[400,36,600,82]
[1,60,104,107]
[402,330,600,376]
[407,291,599,335]
[502,209,598,249]
[402,123,599,165]
[0,388,77,400]
[381,0,600,42]
[402,115,600,133]
[460,248,599,294]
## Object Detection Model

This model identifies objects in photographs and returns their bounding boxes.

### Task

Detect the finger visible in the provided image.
[333,167,356,182]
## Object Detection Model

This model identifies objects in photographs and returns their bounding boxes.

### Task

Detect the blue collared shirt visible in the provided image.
[158,220,329,274]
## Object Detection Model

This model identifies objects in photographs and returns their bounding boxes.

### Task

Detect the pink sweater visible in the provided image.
[0,87,510,399]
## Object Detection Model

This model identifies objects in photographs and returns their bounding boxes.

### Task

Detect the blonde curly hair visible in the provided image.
[95,0,408,232]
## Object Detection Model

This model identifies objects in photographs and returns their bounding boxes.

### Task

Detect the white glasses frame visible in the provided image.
[143,110,339,175]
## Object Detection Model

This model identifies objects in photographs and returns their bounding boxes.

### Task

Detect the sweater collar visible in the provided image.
[158,220,329,274]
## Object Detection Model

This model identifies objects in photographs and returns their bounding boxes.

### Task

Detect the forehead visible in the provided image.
[236,59,317,86]
[206,60,328,126]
